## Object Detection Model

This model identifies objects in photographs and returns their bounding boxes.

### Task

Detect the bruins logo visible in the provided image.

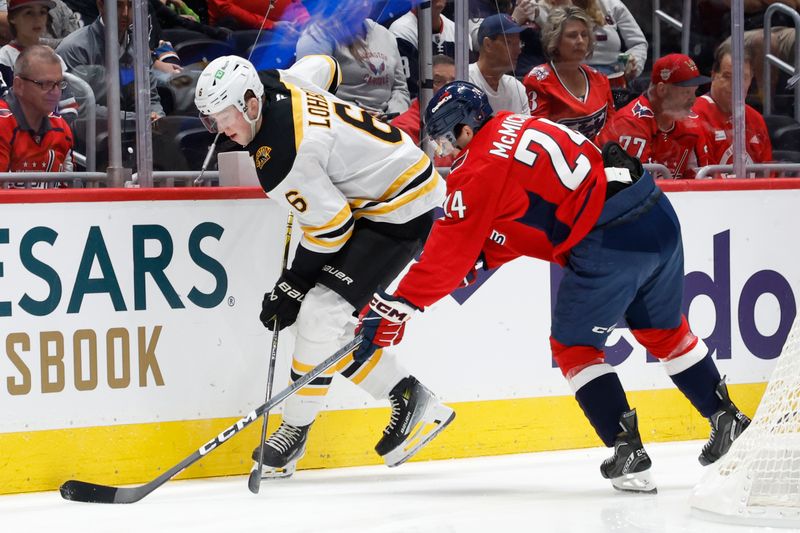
[255,146,272,169]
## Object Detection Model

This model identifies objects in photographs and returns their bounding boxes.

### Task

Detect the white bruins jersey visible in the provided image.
[247,55,444,260]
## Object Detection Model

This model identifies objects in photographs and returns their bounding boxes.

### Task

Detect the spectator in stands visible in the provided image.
[571,0,646,87]
[41,0,82,48]
[55,0,165,121]
[208,0,308,33]
[693,41,772,176]
[391,54,456,166]
[469,13,530,115]
[390,0,461,99]
[150,0,231,42]
[0,45,73,184]
[296,0,409,118]
[599,53,712,179]
[0,0,77,122]
[523,6,615,140]
[58,0,95,25]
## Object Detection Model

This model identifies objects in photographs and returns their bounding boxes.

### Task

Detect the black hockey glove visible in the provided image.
[260,270,313,331]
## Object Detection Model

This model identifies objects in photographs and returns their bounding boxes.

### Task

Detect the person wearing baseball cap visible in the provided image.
[468,13,531,115]
[598,52,712,179]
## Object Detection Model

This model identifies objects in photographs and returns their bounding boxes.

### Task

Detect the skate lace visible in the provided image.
[266,424,302,454]
[384,395,402,435]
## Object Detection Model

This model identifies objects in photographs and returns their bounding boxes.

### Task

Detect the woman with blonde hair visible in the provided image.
[523,6,614,140]
[532,0,646,86]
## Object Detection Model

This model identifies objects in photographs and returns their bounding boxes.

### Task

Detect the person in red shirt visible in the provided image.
[523,6,615,140]
[0,44,73,187]
[692,41,772,177]
[208,0,308,32]
[599,53,712,179]
[354,81,750,493]
[391,54,457,168]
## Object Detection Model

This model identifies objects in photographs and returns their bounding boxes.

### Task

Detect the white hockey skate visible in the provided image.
[376,376,455,467]
[251,422,310,479]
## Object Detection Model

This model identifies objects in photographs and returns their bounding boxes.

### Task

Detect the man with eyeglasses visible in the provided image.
[0,44,73,186]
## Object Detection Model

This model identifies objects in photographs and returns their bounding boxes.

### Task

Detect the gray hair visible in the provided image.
[540,6,596,61]
[15,45,62,78]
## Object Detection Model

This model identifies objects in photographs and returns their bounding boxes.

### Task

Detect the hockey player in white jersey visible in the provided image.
[194,55,455,478]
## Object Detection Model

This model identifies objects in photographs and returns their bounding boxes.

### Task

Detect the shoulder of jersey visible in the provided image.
[627,97,655,120]
[251,74,301,192]
[525,64,552,83]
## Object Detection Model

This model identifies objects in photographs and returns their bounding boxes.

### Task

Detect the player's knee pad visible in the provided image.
[631,316,708,375]
[550,337,607,381]
[295,285,356,344]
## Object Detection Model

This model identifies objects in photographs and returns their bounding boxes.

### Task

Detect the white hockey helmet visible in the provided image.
[195,55,264,131]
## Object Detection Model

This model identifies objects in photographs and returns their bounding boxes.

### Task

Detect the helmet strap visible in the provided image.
[243,97,263,140]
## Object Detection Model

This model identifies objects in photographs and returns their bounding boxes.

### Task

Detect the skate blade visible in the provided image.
[383,405,455,468]
[609,469,657,494]
[251,460,297,480]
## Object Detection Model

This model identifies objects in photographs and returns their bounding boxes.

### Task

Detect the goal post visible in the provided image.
[691,316,800,528]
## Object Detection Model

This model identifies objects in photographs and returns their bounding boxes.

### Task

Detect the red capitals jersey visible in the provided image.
[523,63,615,141]
[692,94,772,173]
[396,112,607,309]
[0,97,73,178]
[598,95,711,179]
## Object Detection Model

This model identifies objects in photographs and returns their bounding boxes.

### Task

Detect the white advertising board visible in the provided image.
[0,187,796,432]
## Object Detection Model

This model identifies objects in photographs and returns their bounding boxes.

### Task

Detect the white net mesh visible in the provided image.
[691,316,800,527]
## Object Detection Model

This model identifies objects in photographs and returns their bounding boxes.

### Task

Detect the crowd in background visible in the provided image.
[0,0,796,187]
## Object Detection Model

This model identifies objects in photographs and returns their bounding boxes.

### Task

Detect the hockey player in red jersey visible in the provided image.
[692,42,772,176]
[523,6,615,140]
[354,81,751,493]
[598,53,711,179]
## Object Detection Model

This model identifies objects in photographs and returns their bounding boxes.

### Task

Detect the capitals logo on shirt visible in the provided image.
[632,101,654,118]
[527,65,550,81]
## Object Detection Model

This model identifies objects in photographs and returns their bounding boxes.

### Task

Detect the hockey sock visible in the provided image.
[669,354,723,418]
[574,372,632,446]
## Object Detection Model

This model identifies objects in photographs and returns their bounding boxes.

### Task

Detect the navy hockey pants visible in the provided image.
[551,171,684,350]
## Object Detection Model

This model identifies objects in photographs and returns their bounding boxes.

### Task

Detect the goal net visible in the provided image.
[691,316,800,528]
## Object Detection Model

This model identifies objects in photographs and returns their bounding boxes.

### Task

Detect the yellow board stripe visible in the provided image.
[0,383,766,495]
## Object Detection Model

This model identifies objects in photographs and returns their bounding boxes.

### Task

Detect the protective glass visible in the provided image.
[431,131,459,157]
[199,105,241,133]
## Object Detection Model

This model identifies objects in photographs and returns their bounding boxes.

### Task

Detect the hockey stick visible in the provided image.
[59,335,362,504]
[248,212,294,493]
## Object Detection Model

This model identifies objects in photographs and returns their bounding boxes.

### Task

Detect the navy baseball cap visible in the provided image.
[477,14,526,45]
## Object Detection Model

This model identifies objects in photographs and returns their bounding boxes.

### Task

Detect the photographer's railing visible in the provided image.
[64,72,96,172]
[436,164,673,180]
[695,163,800,179]
[653,0,691,58]
[763,3,800,121]
[0,172,107,188]
[131,171,220,187]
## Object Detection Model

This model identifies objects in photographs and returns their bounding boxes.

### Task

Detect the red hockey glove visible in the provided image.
[354,290,417,362]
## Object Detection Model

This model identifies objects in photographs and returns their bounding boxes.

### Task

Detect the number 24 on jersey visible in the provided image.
[444,191,466,219]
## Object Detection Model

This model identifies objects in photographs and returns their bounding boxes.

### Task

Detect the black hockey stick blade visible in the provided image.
[60,335,362,504]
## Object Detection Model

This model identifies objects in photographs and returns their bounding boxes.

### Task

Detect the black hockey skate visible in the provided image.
[600,409,657,494]
[376,376,455,467]
[698,379,751,466]
[251,422,311,479]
